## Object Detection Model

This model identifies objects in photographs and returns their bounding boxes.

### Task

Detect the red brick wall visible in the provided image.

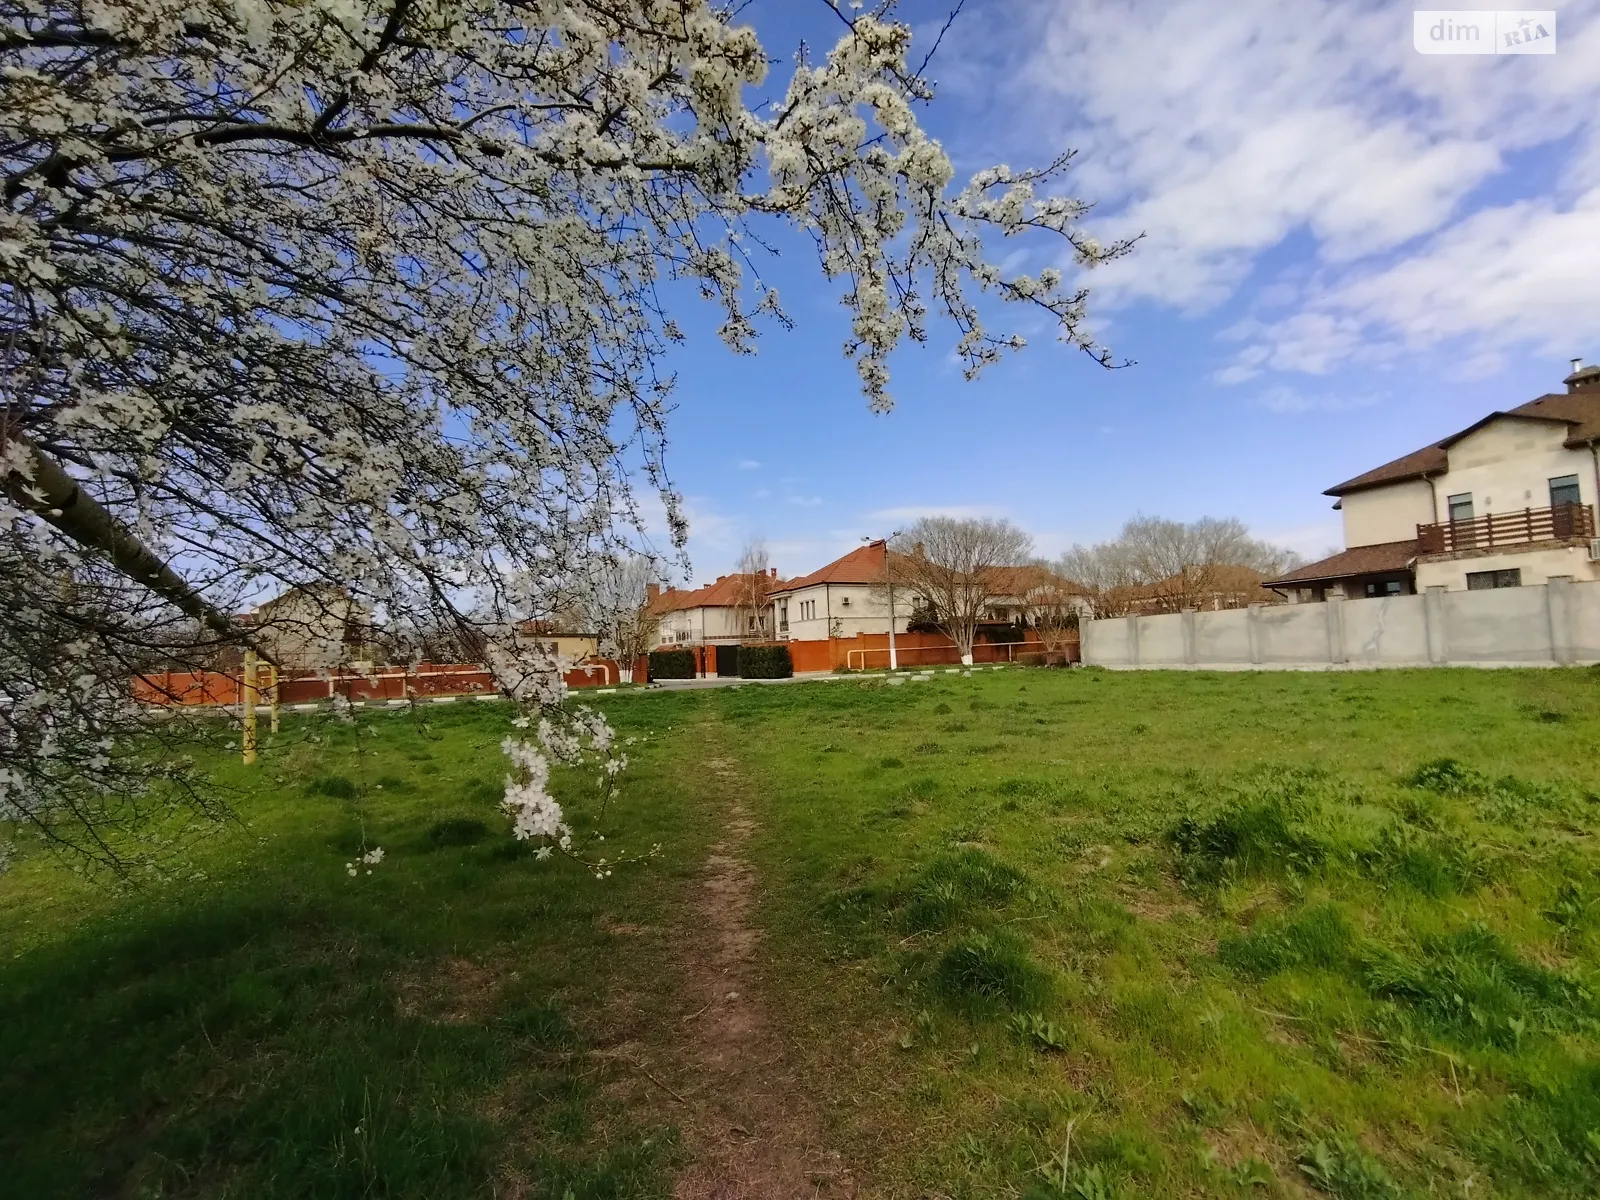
[782,630,1077,672]
[134,659,621,707]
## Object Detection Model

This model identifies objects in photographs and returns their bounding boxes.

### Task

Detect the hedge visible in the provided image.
[737,644,793,679]
[647,648,696,680]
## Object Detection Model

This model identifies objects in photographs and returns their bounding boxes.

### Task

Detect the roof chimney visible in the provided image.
[1566,357,1600,394]
[769,566,777,578]
[646,583,660,602]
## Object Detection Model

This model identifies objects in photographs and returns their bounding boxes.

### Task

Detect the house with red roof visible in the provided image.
[766,540,910,644]
[648,570,783,652]
[1265,361,1600,601]
[768,542,1086,671]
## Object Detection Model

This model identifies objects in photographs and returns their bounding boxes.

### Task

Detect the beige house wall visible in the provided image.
[656,605,750,645]
[1341,479,1435,547]
[1437,418,1596,518]
[532,635,599,662]
[1414,543,1600,591]
[255,590,371,669]
[773,582,912,643]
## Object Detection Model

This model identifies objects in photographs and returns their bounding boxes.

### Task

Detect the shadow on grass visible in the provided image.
[0,870,675,1198]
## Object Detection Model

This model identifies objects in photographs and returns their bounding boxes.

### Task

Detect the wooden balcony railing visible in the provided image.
[1416,503,1595,555]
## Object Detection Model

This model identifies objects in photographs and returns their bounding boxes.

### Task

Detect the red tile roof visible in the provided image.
[649,572,782,614]
[1326,392,1600,495]
[982,564,1088,596]
[770,541,896,592]
[772,544,1084,597]
[1263,540,1419,587]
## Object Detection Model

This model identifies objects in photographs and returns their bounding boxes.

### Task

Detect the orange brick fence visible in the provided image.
[133,660,622,708]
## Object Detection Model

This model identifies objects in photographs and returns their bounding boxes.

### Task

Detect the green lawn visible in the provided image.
[5,669,1600,1198]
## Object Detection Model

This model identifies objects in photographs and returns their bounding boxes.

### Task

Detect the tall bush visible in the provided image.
[647,649,696,680]
[737,644,793,679]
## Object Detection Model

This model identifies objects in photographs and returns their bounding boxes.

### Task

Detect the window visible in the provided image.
[1549,474,1581,508]
[1364,580,1406,597]
[1466,568,1521,590]
[1447,493,1474,522]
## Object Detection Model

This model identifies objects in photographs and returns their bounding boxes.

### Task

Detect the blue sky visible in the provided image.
[648,0,1600,584]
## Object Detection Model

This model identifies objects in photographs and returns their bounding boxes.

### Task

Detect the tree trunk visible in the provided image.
[4,433,276,663]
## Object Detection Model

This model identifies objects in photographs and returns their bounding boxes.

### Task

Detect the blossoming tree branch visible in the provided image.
[0,0,1130,873]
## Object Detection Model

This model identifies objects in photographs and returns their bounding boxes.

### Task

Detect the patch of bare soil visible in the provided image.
[392,956,501,1024]
[670,758,857,1200]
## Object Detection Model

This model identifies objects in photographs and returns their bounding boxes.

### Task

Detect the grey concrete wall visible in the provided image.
[1082,576,1600,669]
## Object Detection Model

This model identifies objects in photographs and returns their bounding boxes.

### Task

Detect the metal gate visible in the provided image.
[713,644,739,677]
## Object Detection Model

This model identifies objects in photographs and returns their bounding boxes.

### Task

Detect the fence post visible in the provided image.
[1125,613,1140,667]
[1181,609,1197,666]
[1546,576,1575,665]
[241,650,258,766]
[1325,593,1347,665]
[1424,586,1448,665]
[1247,603,1263,665]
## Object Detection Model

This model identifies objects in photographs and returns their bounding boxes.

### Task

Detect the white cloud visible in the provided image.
[787,494,824,507]
[736,459,761,471]
[969,0,1600,374]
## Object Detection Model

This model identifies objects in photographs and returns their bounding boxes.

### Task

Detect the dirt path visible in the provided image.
[668,757,856,1200]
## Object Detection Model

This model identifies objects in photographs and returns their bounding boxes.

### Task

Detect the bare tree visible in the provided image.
[732,539,775,642]
[889,518,1033,665]
[1056,541,1141,616]
[1061,517,1303,616]
[575,554,660,684]
[1015,565,1089,655]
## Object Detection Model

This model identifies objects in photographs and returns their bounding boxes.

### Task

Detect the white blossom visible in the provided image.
[1,1,1125,873]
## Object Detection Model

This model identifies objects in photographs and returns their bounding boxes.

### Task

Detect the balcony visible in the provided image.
[1416,503,1595,555]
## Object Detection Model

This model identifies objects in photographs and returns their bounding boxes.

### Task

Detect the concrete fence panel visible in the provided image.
[1194,609,1252,664]
[1569,579,1600,661]
[1439,586,1552,663]
[1137,612,1185,665]
[1255,603,1335,665]
[1341,595,1431,666]
[1083,577,1600,670]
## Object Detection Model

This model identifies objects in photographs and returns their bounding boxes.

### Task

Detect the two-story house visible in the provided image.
[247,583,373,669]
[768,540,910,643]
[769,543,1088,648]
[649,570,783,647]
[1265,362,1600,601]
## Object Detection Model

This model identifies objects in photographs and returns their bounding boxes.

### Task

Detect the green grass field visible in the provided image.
[5,668,1600,1198]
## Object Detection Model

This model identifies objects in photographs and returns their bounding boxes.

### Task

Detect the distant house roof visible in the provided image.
[1263,540,1419,587]
[254,583,359,614]
[650,571,783,614]
[1326,391,1600,496]
[771,544,1083,598]
[983,564,1088,597]
[770,541,897,593]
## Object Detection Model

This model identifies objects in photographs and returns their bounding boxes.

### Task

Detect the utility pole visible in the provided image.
[867,530,903,671]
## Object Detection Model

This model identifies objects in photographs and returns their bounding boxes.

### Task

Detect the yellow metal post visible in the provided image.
[242,649,258,765]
